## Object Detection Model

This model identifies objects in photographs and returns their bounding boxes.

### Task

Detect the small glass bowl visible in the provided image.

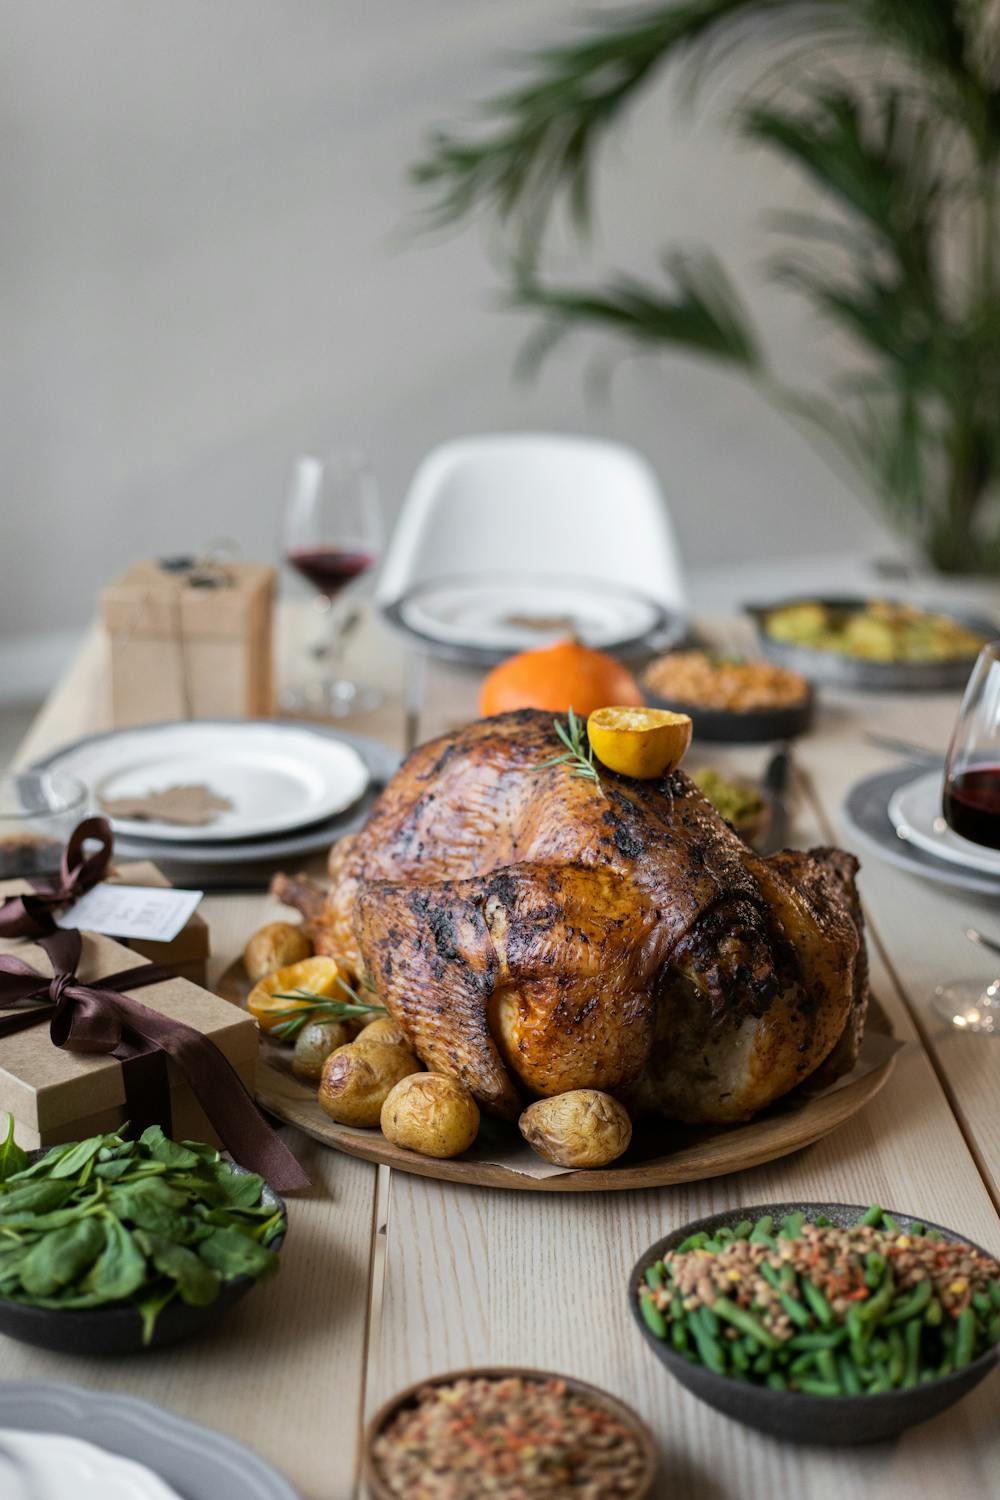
[0,771,89,879]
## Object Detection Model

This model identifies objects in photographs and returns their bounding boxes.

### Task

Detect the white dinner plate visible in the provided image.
[44,721,369,843]
[887,767,1000,876]
[397,573,667,653]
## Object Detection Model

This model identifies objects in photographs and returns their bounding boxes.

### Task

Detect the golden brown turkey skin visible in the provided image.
[275,710,867,1122]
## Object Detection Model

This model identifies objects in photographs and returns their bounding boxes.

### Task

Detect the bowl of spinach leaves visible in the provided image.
[0,1118,287,1355]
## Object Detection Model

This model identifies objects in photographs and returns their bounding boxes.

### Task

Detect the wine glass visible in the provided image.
[282,449,383,717]
[933,639,1000,1033]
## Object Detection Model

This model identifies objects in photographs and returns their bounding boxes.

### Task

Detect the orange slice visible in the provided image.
[247,955,343,1033]
[586,706,692,780]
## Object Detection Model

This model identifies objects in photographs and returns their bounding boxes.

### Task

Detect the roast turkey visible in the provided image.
[274,710,867,1124]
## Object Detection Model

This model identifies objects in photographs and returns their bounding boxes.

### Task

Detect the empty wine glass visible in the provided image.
[281,449,383,717]
[933,639,1000,1033]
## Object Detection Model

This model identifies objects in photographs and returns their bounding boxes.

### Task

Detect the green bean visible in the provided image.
[749,1212,773,1248]
[838,1354,862,1395]
[864,1251,887,1288]
[988,1313,1000,1346]
[671,1318,689,1354]
[882,1213,901,1235]
[690,1315,728,1375]
[731,1220,753,1240]
[730,1338,750,1372]
[857,1269,895,1326]
[752,1349,774,1376]
[676,1231,709,1252]
[644,1265,664,1293]
[814,1214,832,1227]
[699,1303,720,1337]
[987,1281,1000,1311]
[801,1277,834,1327]
[972,1292,993,1317]
[639,1291,667,1340]
[887,1327,905,1385]
[766,1371,787,1391]
[909,1222,926,1236]
[798,1378,841,1396]
[846,1305,865,1343]
[920,1368,939,1384]
[779,1212,805,1240]
[788,1328,848,1351]
[712,1295,781,1350]
[954,1306,976,1369]
[938,1355,953,1378]
[815,1348,838,1385]
[858,1205,883,1228]
[925,1296,943,1327]
[760,1262,783,1291]
[882,1278,932,1325]
[903,1317,922,1387]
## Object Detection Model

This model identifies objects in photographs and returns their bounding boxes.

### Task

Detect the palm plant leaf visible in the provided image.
[514,251,762,373]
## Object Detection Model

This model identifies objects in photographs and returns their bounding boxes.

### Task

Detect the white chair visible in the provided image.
[376,433,687,611]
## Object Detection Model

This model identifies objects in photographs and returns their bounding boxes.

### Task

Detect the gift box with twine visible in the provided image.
[101,557,275,726]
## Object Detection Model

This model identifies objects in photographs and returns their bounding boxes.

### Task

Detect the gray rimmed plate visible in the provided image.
[843,764,1000,898]
[0,1382,299,1498]
[745,596,995,692]
[31,722,400,872]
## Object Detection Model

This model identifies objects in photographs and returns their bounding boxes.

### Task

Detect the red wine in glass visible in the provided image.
[285,546,376,598]
[942,765,1000,850]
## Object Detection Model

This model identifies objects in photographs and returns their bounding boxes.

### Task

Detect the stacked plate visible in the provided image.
[843,763,1000,897]
[33,720,400,883]
[382,571,684,665]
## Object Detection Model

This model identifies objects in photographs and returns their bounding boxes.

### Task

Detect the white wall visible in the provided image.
[1,1,889,672]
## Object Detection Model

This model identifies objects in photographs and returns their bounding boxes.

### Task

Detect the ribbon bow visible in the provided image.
[0,819,308,1191]
[0,815,114,941]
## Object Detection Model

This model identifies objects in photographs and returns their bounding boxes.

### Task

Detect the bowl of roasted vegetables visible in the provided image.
[0,1122,286,1355]
[747,598,995,691]
[630,1202,1000,1444]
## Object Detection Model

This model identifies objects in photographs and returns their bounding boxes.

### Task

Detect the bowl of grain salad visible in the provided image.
[364,1366,657,1498]
[629,1202,1000,1444]
[642,651,812,743]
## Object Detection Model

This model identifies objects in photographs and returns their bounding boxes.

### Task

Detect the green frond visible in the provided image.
[513,251,763,373]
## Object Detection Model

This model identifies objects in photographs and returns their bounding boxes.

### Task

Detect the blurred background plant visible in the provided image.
[413,0,1000,575]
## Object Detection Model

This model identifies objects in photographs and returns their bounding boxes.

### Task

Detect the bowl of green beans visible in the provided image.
[629,1202,1000,1444]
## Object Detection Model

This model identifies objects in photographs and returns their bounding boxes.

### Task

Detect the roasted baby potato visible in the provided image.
[292,1018,355,1080]
[518,1090,632,1168]
[317,1040,422,1128]
[380,1072,480,1159]
[353,1016,409,1050]
[244,921,312,982]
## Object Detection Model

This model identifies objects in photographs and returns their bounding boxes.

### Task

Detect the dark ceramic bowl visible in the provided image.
[0,1155,286,1356]
[642,678,814,744]
[364,1366,658,1500]
[629,1201,1000,1445]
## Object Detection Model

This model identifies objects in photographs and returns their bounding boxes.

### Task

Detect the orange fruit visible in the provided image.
[587,706,692,779]
[479,638,642,719]
[247,956,344,1033]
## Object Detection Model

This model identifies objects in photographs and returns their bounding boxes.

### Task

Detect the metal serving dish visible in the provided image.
[745,597,997,692]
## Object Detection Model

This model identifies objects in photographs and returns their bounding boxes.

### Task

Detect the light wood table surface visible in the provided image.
[5,599,1000,1500]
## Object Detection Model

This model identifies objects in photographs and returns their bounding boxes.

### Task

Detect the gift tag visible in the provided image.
[54,884,204,944]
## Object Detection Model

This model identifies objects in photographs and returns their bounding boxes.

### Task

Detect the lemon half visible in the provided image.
[586,706,692,780]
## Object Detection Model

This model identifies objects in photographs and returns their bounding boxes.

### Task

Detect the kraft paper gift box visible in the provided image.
[107,860,211,988]
[101,558,275,726]
[0,894,257,1152]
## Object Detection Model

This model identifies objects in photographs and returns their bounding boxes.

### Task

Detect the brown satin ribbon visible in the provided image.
[0,818,309,1191]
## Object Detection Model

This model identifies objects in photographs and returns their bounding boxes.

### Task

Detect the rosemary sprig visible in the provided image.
[535,706,600,784]
[268,974,386,1042]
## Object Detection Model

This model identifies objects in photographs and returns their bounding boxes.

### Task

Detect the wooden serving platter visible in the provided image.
[218,960,897,1193]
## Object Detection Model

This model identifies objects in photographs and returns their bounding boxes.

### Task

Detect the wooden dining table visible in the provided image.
[5,568,1000,1500]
